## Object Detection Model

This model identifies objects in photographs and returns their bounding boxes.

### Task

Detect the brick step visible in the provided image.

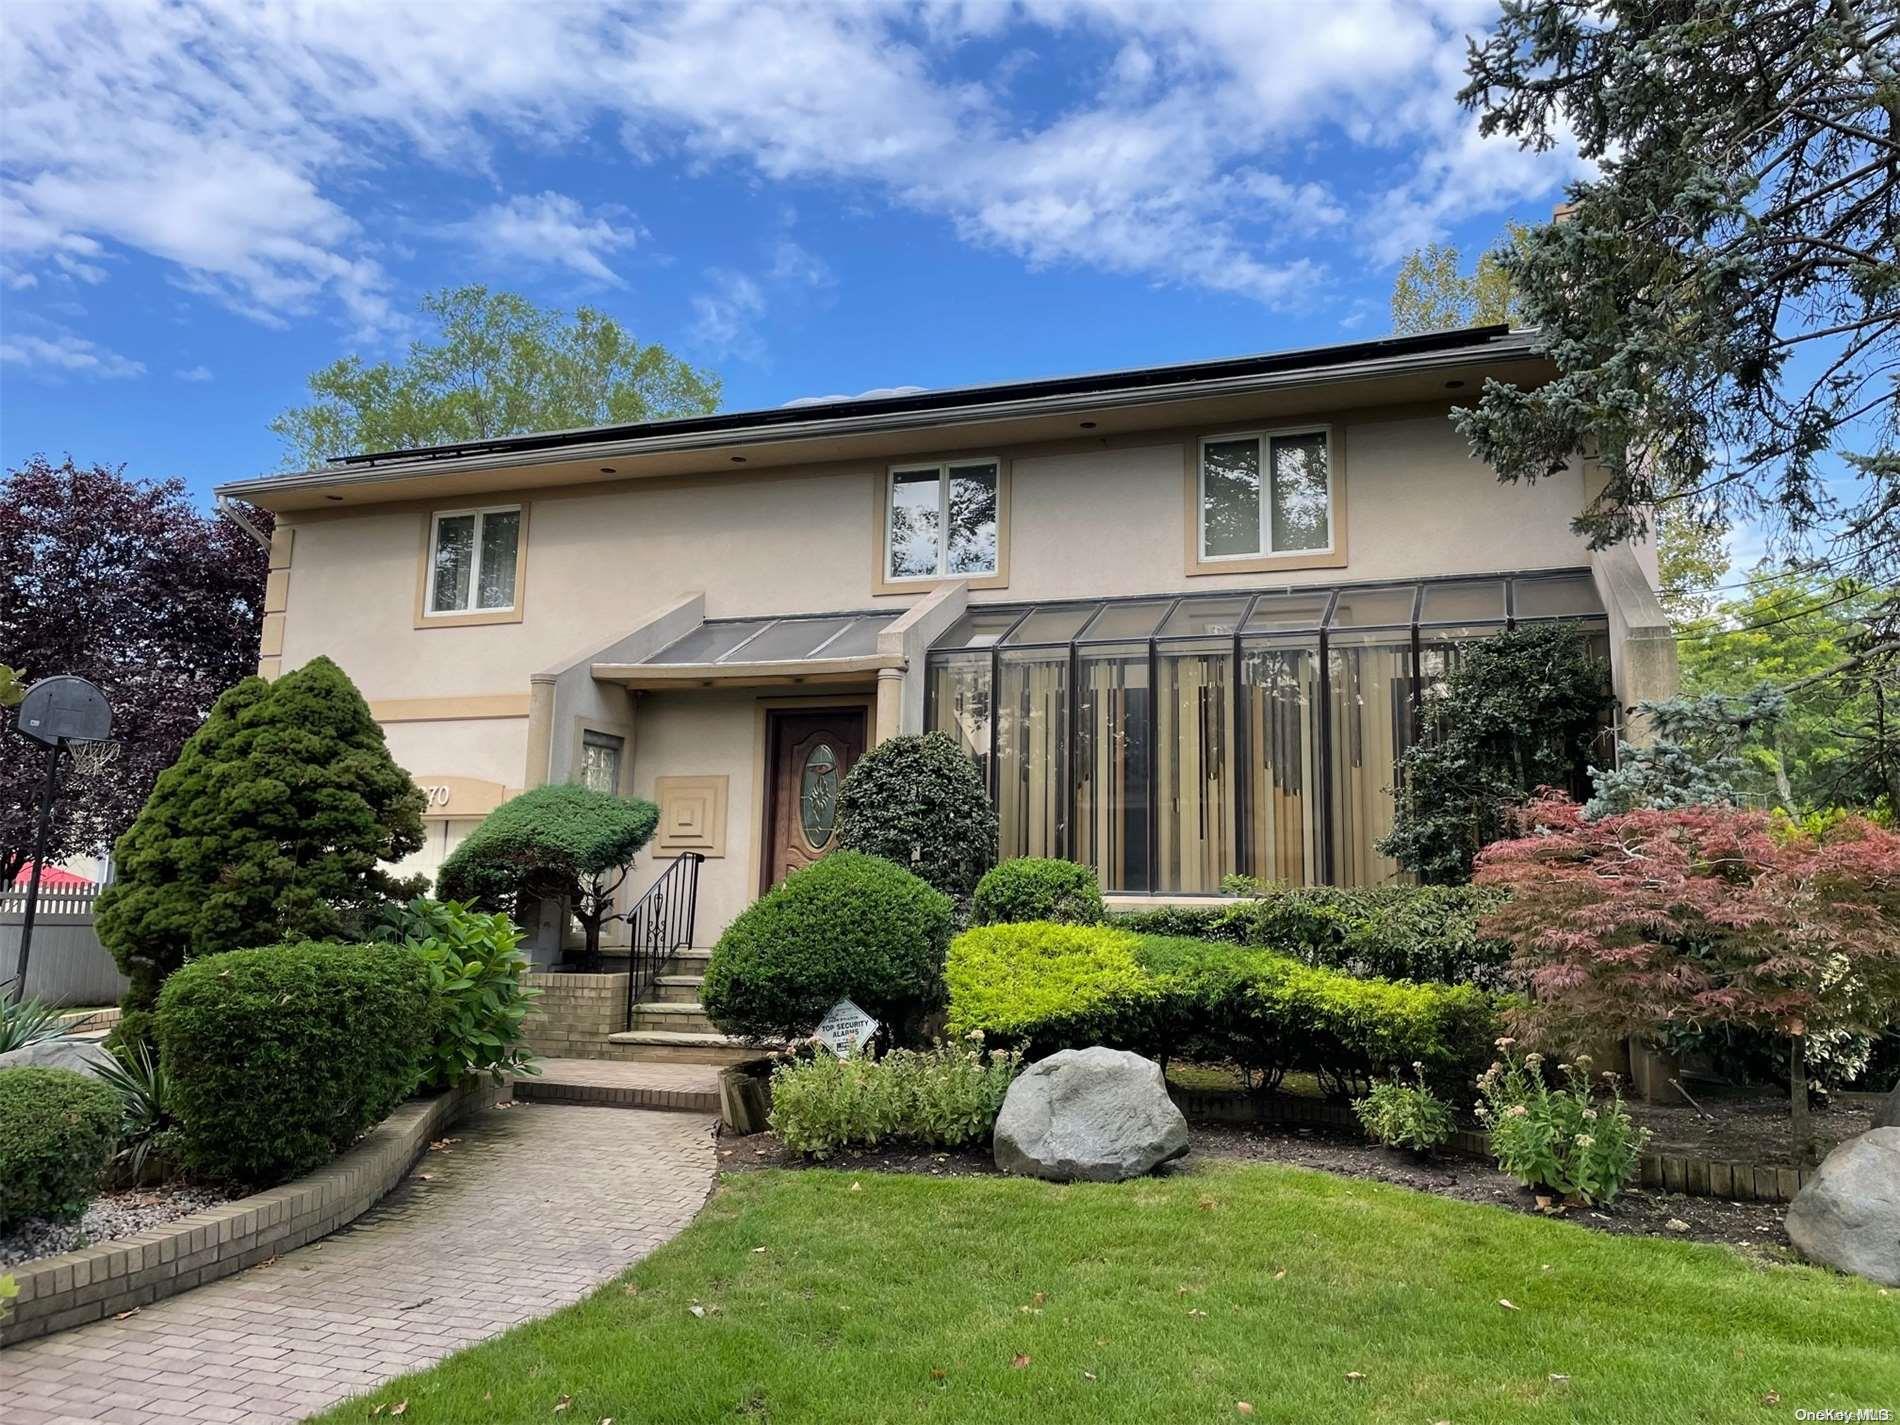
[652,975,705,1004]
[605,1030,757,1066]
[630,1002,719,1034]
[515,1064,720,1114]
[664,949,712,975]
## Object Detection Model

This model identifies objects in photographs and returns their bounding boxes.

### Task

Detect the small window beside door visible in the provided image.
[580,730,624,795]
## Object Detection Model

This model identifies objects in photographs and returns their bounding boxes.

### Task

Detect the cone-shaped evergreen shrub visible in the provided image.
[96,656,426,1046]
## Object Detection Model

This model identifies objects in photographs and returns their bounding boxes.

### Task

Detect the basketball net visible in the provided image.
[64,738,120,779]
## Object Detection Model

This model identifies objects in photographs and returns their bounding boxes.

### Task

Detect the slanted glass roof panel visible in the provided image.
[1005,604,1099,645]
[938,607,1025,649]
[1244,591,1332,632]
[1158,596,1250,639]
[819,615,894,658]
[730,616,855,662]
[1420,580,1505,624]
[1078,599,1174,642]
[1329,586,1417,628]
[1514,572,1603,619]
[648,619,772,664]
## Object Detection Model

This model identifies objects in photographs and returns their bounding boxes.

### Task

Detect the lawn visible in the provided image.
[318,1162,1895,1425]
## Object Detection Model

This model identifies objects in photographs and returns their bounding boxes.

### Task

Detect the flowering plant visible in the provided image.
[1475,1042,1648,1204]
[1353,1063,1454,1154]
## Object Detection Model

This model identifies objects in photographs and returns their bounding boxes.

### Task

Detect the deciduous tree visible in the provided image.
[0,457,269,885]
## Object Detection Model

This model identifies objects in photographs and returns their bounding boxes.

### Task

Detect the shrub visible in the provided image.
[702,852,954,1043]
[1354,1066,1454,1153]
[1114,884,1514,989]
[155,941,431,1185]
[835,732,998,897]
[768,1042,1022,1158]
[1476,1044,1647,1204]
[97,656,427,1048]
[374,897,542,1088]
[0,995,69,1053]
[0,1066,121,1228]
[438,783,659,969]
[93,1041,174,1183]
[946,923,1160,1055]
[972,858,1105,926]
[946,924,1498,1098]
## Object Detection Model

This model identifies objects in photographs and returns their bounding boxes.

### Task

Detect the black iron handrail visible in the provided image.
[620,853,704,1030]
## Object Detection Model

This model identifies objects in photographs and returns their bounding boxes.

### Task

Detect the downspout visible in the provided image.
[215,494,272,552]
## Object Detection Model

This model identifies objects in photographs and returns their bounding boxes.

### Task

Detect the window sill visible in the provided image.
[872,570,1009,596]
[412,606,526,630]
[1184,549,1347,578]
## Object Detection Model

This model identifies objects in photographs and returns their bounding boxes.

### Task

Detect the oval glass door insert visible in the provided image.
[800,742,840,849]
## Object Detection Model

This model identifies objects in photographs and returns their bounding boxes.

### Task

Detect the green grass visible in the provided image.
[317,1163,1894,1425]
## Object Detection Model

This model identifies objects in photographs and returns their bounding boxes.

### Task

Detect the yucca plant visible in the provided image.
[94,1040,174,1182]
[0,994,70,1053]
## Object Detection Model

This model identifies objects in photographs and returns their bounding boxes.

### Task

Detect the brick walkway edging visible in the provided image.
[2,1076,509,1347]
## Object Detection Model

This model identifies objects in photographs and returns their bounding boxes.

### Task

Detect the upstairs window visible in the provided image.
[1199,429,1332,561]
[427,506,521,615]
[886,460,999,581]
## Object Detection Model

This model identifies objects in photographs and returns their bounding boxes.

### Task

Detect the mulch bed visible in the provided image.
[718,1119,1798,1261]
[1627,1085,1872,1169]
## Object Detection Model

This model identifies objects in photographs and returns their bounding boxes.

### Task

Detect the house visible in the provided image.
[215,324,1677,1058]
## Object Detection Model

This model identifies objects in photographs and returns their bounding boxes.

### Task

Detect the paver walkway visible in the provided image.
[2,1101,715,1425]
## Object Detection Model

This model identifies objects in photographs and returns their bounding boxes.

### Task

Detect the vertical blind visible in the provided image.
[925,572,1609,893]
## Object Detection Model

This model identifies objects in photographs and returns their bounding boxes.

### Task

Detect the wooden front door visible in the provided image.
[762,708,867,887]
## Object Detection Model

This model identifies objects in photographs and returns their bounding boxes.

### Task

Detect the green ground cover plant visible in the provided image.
[768,1042,1021,1158]
[313,1163,1897,1425]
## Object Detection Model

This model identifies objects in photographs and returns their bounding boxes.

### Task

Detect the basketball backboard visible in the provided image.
[14,676,112,746]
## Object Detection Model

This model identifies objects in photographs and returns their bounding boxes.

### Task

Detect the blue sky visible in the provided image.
[1,1,1589,506]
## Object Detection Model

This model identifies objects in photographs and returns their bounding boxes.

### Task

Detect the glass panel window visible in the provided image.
[800,742,841,849]
[937,607,1024,649]
[1079,600,1173,642]
[734,616,853,662]
[428,508,519,614]
[1269,432,1330,552]
[1329,586,1417,628]
[1155,650,1235,893]
[927,655,993,791]
[1239,642,1322,886]
[1513,572,1603,620]
[1199,430,1332,560]
[1160,596,1251,639]
[1327,639,1413,886]
[996,653,1069,860]
[1075,647,1151,893]
[820,615,898,659]
[1419,579,1505,624]
[1005,604,1097,645]
[886,461,999,579]
[1200,439,1261,557]
[580,730,623,796]
[648,619,772,664]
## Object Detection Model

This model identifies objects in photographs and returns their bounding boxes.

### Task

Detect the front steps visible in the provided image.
[517,1056,723,1113]
[527,948,756,1066]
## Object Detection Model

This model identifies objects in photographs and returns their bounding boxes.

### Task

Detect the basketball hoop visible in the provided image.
[65,738,121,779]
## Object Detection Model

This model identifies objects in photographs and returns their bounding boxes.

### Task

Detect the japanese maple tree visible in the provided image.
[1475,796,1900,1158]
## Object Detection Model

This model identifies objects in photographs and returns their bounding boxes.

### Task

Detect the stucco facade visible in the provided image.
[222,327,1677,946]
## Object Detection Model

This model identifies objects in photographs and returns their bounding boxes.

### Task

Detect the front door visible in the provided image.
[762,708,867,887]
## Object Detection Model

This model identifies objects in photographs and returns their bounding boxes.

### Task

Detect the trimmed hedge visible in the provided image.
[702,852,954,1043]
[947,923,1497,1099]
[1113,884,1513,989]
[154,941,432,1186]
[972,858,1106,926]
[0,1067,121,1229]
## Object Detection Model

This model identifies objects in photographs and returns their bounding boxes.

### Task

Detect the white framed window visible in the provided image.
[885,459,999,581]
[1198,427,1333,561]
[426,505,521,615]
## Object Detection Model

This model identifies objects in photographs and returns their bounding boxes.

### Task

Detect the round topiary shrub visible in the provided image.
[0,1066,121,1229]
[701,851,954,1043]
[972,858,1106,926]
[155,941,432,1186]
[835,732,998,897]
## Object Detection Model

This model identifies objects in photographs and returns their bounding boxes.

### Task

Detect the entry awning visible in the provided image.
[592,610,904,688]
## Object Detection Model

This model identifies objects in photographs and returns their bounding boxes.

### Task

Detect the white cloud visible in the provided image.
[784,385,929,407]
[0,1,1581,332]
[452,191,638,286]
[1,330,144,379]
[690,237,834,360]
[175,364,213,382]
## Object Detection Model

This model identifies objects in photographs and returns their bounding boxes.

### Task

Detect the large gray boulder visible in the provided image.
[1786,1128,1900,1286]
[1875,1084,1899,1131]
[0,1037,116,1079]
[994,1046,1189,1182]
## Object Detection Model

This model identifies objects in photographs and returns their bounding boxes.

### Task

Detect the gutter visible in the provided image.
[215,493,272,551]
[214,329,1544,503]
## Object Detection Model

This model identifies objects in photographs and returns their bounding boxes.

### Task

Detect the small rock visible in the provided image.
[1665,1218,1691,1233]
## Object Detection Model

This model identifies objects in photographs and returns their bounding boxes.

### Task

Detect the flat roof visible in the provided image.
[219,324,1545,510]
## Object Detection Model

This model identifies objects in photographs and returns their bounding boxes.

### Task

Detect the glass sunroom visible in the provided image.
[925,570,1609,893]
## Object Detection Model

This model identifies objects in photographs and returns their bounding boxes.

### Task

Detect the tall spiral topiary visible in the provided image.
[95,656,426,1048]
[834,732,997,897]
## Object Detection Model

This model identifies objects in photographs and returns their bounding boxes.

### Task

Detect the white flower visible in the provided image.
[1574,1134,1595,1149]
[1496,1037,1517,1049]
[1507,1105,1530,1119]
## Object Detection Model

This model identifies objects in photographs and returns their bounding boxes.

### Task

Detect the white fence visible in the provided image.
[0,884,127,1006]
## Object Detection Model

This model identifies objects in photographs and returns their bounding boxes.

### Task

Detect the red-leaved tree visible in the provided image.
[1474,796,1900,1159]
[0,456,271,884]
